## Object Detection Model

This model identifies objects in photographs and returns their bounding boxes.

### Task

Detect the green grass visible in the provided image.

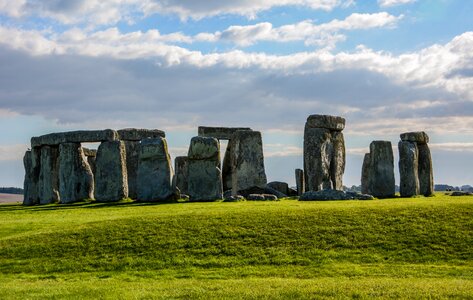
[0,194,472,299]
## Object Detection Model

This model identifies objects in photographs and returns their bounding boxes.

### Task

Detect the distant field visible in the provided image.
[0,193,22,204]
[0,194,472,299]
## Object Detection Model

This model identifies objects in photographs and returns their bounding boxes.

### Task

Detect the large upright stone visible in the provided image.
[304,127,333,191]
[83,148,97,176]
[418,144,434,196]
[187,137,223,201]
[330,131,345,191]
[368,141,395,198]
[59,143,94,203]
[123,141,140,199]
[137,138,175,202]
[38,146,60,204]
[23,150,38,206]
[229,130,267,194]
[295,169,305,196]
[222,142,233,192]
[32,129,118,147]
[361,153,371,195]
[399,141,420,197]
[173,156,189,195]
[95,141,128,202]
[198,126,252,140]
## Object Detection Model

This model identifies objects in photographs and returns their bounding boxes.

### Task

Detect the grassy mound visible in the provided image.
[0,194,472,298]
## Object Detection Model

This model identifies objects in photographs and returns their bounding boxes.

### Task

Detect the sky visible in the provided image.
[0,0,472,188]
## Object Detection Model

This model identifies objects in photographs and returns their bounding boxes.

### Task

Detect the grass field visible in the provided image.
[0,194,472,299]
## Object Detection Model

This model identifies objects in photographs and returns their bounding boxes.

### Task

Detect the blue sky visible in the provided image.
[0,0,472,188]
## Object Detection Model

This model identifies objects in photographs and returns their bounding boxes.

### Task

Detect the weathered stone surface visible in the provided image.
[304,127,333,191]
[368,141,395,198]
[31,130,118,147]
[136,137,175,202]
[224,195,245,202]
[117,128,165,141]
[38,146,60,204]
[187,137,223,201]
[330,131,345,190]
[299,190,374,201]
[59,143,94,203]
[229,130,267,194]
[267,181,289,195]
[451,191,472,196]
[222,142,233,191]
[295,169,305,196]
[247,194,279,201]
[173,156,189,195]
[236,186,286,199]
[198,126,252,140]
[306,114,346,131]
[287,187,298,197]
[23,150,38,206]
[123,141,139,199]
[94,141,128,202]
[418,144,434,196]
[399,141,420,197]
[361,153,371,195]
[83,148,97,157]
[87,156,96,176]
[400,131,429,145]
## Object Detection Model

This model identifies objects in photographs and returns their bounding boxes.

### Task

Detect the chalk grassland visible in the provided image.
[0,195,472,299]
[0,193,22,204]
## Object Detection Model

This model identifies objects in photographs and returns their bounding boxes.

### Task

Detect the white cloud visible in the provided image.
[378,0,416,7]
[0,144,28,161]
[199,12,402,48]
[430,142,473,152]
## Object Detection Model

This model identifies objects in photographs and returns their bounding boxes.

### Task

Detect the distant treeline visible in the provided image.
[0,187,24,194]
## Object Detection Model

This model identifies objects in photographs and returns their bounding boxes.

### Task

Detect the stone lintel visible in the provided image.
[198,126,252,140]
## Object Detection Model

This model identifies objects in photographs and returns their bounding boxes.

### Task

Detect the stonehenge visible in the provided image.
[399,132,434,197]
[361,141,396,198]
[304,114,345,191]
[22,119,435,205]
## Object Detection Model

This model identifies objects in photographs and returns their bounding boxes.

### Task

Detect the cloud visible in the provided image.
[0,0,354,25]
[0,144,28,161]
[197,12,402,48]
[378,0,416,7]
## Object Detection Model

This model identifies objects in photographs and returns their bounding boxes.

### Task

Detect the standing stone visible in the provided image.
[361,153,371,195]
[418,144,434,196]
[137,138,175,202]
[173,156,189,195]
[95,141,128,202]
[23,150,38,206]
[38,146,60,204]
[304,114,345,192]
[295,169,305,196]
[304,127,333,191]
[330,131,345,191]
[123,141,140,199]
[187,137,223,201]
[222,142,233,192]
[83,148,97,176]
[399,141,420,197]
[59,143,94,203]
[229,131,267,195]
[368,141,395,198]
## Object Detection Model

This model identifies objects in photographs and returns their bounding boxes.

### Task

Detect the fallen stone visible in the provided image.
[58,143,94,204]
[236,186,286,199]
[31,129,118,147]
[198,126,252,140]
[451,191,473,196]
[400,131,429,145]
[224,195,245,202]
[187,137,223,201]
[247,194,279,201]
[368,141,395,198]
[267,181,289,195]
[287,187,298,197]
[399,141,420,197]
[304,127,333,191]
[136,137,176,202]
[94,141,128,202]
[38,146,60,204]
[295,169,305,196]
[117,128,165,141]
[305,114,346,131]
[299,190,374,201]
[229,130,267,194]
[173,156,189,195]
[418,144,434,196]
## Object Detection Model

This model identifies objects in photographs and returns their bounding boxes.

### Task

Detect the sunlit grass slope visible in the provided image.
[0,194,472,299]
